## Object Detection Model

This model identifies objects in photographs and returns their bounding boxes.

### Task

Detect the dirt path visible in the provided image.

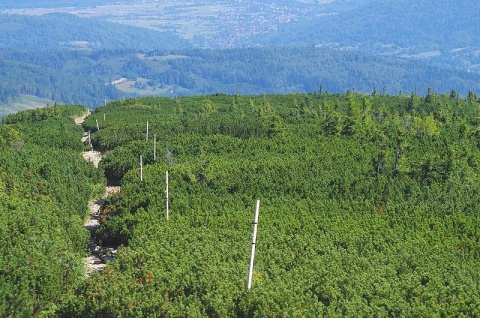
[75,112,120,277]
[76,113,103,168]
[74,113,88,126]
[84,186,120,276]
[83,150,102,168]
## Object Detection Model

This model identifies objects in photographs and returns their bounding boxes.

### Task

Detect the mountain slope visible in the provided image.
[0,12,191,51]
[261,0,480,71]
[0,57,125,109]
[133,47,480,96]
[1,46,479,114]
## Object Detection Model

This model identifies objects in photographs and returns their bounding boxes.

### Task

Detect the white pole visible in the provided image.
[103,113,106,121]
[146,121,149,141]
[140,155,143,182]
[166,170,169,220]
[88,130,92,150]
[96,119,100,131]
[247,200,260,290]
[154,134,157,161]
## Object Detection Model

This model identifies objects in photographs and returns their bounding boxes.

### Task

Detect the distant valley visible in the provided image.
[0,0,479,116]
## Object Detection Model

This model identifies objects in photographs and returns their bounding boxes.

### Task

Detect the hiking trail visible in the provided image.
[75,113,120,277]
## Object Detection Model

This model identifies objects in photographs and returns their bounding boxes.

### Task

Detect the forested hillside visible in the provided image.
[0,105,105,316]
[0,58,124,111]
[3,92,480,315]
[1,2,480,116]
[0,0,126,9]
[2,1,480,313]
[1,46,479,117]
[0,13,190,51]
[126,48,479,97]
[3,91,474,316]
[262,0,480,72]
[4,0,472,72]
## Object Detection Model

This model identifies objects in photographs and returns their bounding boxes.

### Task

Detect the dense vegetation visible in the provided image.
[0,0,127,9]
[51,91,480,316]
[2,91,480,316]
[0,105,104,317]
[1,45,479,114]
[255,0,480,72]
[0,57,124,109]
[130,48,480,96]
[4,0,479,73]
[1,1,480,115]
[1,1,480,316]
[0,13,191,51]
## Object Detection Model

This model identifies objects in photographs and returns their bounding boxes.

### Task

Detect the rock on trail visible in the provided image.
[84,187,119,276]
[75,112,120,277]
[83,151,102,169]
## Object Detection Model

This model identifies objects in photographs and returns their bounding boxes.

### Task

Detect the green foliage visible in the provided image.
[58,92,480,316]
[0,105,105,316]
[0,57,127,109]
[262,0,480,72]
[3,92,480,316]
[0,12,190,51]
[0,124,22,149]
[1,104,83,124]
[1,45,479,111]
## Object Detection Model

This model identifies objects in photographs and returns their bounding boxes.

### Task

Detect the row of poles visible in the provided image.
[141,121,169,219]
[99,116,260,290]
[141,155,259,289]
[94,117,169,219]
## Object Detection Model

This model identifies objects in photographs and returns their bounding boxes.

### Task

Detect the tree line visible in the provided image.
[1,46,479,113]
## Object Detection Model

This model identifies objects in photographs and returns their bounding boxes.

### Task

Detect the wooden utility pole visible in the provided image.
[247,200,260,290]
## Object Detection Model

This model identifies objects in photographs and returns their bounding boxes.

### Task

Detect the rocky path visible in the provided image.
[84,186,120,276]
[75,113,120,277]
[75,114,103,168]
